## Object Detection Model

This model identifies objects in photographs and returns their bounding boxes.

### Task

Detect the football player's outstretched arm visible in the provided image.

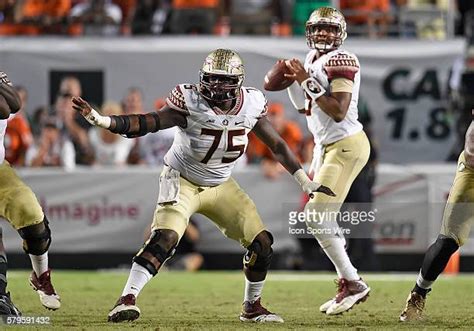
[285,59,351,122]
[71,96,187,138]
[252,117,335,197]
[0,72,21,117]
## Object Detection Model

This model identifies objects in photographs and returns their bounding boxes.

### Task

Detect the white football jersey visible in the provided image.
[304,48,363,145]
[0,71,13,164]
[164,84,267,186]
[0,118,6,164]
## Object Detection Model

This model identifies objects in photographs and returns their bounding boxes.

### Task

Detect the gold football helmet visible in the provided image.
[306,7,347,52]
[199,49,245,102]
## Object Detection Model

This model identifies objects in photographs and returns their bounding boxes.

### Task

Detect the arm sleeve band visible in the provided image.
[330,77,354,93]
[109,113,161,138]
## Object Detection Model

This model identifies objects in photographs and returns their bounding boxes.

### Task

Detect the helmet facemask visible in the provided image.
[199,49,245,103]
[199,71,243,102]
[306,22,344,52]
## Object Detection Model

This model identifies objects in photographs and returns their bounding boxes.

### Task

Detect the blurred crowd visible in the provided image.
[0,0,470,39]
[5,76,176,169]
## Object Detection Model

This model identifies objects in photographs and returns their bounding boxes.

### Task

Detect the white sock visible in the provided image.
[416,271,434,290]
[121,262,153,297]
[29,253,48,276]
[244,279,265,303]
[319,238,359,281]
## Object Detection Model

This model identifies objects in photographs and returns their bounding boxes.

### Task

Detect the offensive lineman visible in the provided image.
[0,71,60,318]
[283,7,371,315]
[400,112,474,321]
[72,48,335,323]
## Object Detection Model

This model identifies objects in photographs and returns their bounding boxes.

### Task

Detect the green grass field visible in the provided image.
[3,271,474,330]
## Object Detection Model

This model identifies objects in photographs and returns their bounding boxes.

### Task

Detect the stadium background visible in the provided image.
[0,0,473,273]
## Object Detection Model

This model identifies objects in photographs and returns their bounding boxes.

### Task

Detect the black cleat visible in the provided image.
[0,292,21,323]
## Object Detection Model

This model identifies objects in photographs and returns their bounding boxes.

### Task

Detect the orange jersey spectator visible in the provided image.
[247,102,303,163]
[112,0,136,34]
[169,0,220,34]
[20,0,71,18]
[340,0,390,22]
[5,113,33,166]
[340,0,391,37]
[11,0,72,35]
[113,0,136,15]
[172,0,219,8]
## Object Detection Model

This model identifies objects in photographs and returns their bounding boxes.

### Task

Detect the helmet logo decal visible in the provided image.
[213,49,233,71]
[319,7,335,18]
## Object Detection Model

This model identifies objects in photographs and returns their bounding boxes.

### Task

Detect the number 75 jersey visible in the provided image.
[164,84,267,186]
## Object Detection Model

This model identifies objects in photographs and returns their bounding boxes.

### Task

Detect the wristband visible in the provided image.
[87,108,111,128]
[293,168,311,188]
[301,77,326,101]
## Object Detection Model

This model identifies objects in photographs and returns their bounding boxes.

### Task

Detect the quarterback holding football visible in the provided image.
[280,7,371,315]
[72,48,335,323]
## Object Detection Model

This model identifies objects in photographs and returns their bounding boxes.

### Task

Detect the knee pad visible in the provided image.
[435,234,459,252]
[243,231,274,272]
[133,229,178,276]
[18,217,51,255]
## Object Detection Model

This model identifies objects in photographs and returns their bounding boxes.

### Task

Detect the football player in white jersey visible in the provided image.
[0,71,61,318]
[72,48,335,323]
[283,7,371,315]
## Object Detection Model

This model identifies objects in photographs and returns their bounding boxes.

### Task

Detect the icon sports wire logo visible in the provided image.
[287,206,378,238]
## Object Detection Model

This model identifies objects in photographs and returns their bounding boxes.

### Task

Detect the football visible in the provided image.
[263,60,294,91]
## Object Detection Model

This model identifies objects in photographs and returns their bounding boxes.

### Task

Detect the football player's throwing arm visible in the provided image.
[284,59,351,122]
